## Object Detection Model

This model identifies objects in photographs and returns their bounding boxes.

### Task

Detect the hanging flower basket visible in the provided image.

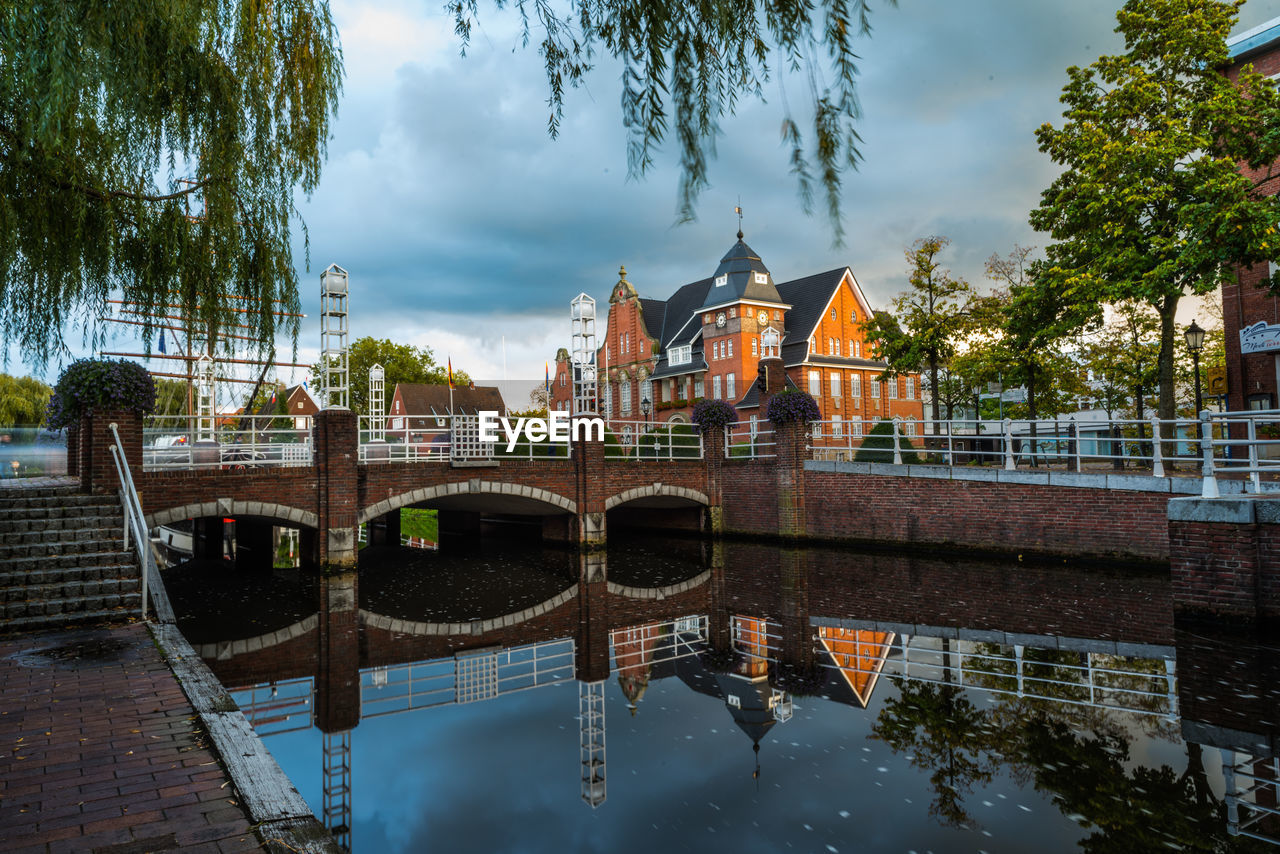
[46,359,155,430]
[690,399,737,434]
[766,389,820,424]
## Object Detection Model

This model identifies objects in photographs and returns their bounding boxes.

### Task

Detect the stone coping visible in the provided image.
[1167,495,1280,524]
[805,460,1230,494]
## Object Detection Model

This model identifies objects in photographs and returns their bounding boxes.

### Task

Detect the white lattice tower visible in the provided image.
[320,264,350,410]
[195,355,215,442]
[579,679,606,808]
[571,293,597,415]
[368,363,385,441]
[322,730,352,851]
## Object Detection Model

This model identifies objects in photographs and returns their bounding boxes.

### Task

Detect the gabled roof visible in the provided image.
[775,268,848,349]
[734,373,800,410]
[815,627,895,708]
[391,384,505,417]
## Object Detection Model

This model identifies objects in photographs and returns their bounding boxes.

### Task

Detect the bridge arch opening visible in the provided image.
[363,480,579,547]
[147,501,319,570]
[605,485,710,535]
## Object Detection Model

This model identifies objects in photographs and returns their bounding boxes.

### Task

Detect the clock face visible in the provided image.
[757,310,768,325]
[716,312,727,328]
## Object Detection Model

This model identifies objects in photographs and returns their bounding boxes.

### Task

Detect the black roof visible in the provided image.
[775,268,848,351]
[639,298,667,342]
[734,373,800,409]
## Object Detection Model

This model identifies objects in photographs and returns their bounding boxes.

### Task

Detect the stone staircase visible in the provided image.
[0,485,142,633]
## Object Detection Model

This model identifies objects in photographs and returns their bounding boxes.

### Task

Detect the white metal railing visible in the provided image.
[143,414,313,471]
[235,677,316,737]
[1203,409,1280,496]
[601,419,703,461]
[108,422,155,620]
[805,415,1206,472]
[358,414,574,462]
[360,638,576,719]
[1222,748,1280,845]
[816,632,1178,719]
[724,421,777,459]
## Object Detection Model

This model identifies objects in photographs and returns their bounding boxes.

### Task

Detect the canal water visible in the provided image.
[165,535,1280,853]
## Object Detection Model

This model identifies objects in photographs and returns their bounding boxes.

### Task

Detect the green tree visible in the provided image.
[1030,0,1280,423]
[451,0,897,239]
[863,237,978,428]
[0,1,342,367]
[0,374,51,425]
[311,337,470,416]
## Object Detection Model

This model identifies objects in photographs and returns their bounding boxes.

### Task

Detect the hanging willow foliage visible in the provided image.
[449,0,892,242]
[0,0,343,367]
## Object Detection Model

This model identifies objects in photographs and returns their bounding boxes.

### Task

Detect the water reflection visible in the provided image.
[168,538,1280,852]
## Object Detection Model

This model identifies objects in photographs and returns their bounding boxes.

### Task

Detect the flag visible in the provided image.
[545,362,550,394]
[158,329,166,354]
[447,358,453,389]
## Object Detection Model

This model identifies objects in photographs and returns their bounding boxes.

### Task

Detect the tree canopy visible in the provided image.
[312,337,470,416]
[0,374,52,426]
[1030,0,1280,421]
[0,0,342,368]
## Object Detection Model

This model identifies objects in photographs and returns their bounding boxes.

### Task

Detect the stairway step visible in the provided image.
[0,514,122,535]
[0,564,138,590]
[0,527,123,548]
[0,550,133,573]
[0,539,125,561]
[2,577,140,605]
[0,603,142,634]
[0,493,117,510]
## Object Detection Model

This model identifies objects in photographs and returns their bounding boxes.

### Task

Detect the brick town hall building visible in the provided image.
[552,232,923,438]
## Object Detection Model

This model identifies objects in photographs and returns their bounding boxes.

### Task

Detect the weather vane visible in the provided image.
[735,197,744,238]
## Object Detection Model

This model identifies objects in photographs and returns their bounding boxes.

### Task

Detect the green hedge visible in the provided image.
[852,419,922,464]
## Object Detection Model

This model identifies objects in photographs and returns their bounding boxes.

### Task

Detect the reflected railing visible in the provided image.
[360,638,575,718]
[1224,750,1280,845]
[814,628,1178,720]
[610,615,709,671]
[235,677,316,737]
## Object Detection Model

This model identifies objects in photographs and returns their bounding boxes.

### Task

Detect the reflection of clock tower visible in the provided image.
[700,231,790,405]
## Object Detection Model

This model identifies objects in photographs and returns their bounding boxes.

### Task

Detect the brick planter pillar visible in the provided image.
[316,572,361,733]
[80,409,142,495]
[574,416,606,549]
[575,552,609,682]
[314,408,359,572]
[774,420,808,538]
[703,426,725,534]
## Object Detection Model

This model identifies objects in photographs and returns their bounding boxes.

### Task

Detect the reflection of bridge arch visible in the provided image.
[359,584,579,635]
[607,570,711,600]
[193,614,319,660]
[360,481,577,524]
[147,500,319,530]
[604,484,709,511]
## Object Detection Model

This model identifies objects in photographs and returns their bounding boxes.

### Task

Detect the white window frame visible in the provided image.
[715,274,728,287]
[888,377,898,400]
[669,345,692,366]
[620,380,632,415]
[713,375,722,400]
[752,338,758,356]
[871,379,881,399]
[905,377,914,399]
[832,415,842,439]
[808,370,820,395]
[830,372,842,398]
[694,378,704,398]
[851,374,861,398]
[754,272,768,284]
[727,373,736,400]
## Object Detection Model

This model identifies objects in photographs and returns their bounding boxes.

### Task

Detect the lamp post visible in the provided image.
[1184,319,1205,415]
[640,396,652,458]
[9,460,18,479]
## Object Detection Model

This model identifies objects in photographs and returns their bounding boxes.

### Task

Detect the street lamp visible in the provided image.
[1184,319,1205,415]
[641,395,651,425]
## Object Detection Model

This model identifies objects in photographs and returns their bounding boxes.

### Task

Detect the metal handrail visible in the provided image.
[108,422,155,621]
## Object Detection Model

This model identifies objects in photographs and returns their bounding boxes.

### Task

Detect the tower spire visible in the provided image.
[735,197,744,239]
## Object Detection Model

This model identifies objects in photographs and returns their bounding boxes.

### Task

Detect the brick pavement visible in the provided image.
[0,623,265,853]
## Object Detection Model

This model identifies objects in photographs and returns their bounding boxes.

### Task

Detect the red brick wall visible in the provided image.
[797,471,1171,561]
[1170,518,1280,618]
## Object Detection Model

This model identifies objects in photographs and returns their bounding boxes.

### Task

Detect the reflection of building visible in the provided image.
[614,623,663,714]
[1224,20,1280,411]
[816,627,895,708]
[550,234,924,433]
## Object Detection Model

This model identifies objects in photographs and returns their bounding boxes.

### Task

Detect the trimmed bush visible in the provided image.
[852,419,922,464]
[46,359,155,430]
[766,389,820,424]
[691,399,737,434]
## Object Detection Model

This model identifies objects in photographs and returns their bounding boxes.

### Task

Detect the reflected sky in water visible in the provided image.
[170,535,1279,853]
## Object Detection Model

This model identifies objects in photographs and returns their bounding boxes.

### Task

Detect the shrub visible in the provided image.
[852,419,922,464]
[691,399,737,434]
[766,389,820,424]
[46,359,155,430]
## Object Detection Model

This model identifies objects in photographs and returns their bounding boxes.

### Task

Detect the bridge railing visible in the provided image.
[724,421,777,459]
[601,418,703,461]
[359,415,574,462]
[143,414,313,471]
[1204,408,1280,495]
[804,415,1207,472]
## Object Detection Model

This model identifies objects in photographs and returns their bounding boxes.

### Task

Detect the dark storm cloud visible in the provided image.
[280,0,1280,377]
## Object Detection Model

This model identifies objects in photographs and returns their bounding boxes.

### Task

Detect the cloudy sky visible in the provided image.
[89,0,1280,387]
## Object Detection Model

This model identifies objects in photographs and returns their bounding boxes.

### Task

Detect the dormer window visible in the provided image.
[669,345,692,366]
[754,272,768,284]
[715,274,728,287]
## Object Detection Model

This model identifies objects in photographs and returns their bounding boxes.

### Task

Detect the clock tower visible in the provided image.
[699,231,790,405]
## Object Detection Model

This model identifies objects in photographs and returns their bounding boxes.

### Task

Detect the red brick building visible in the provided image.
[551,232,923,436]
[1224,18,1280,410]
